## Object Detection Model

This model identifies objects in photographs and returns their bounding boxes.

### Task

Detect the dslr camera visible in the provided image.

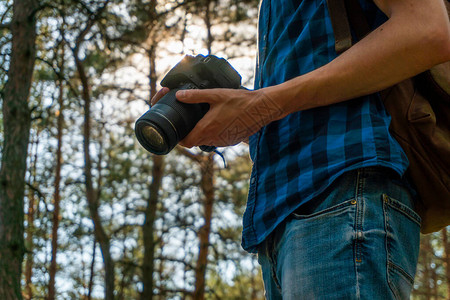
[135,54,242,155]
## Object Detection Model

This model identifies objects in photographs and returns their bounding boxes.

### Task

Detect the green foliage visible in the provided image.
[206,265,265,300]
[12,0,258,298]
[3,0,447,297]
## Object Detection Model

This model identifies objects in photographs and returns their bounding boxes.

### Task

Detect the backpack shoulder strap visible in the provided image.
[327,0,372,52]
[326,0,353,53]
[345,0,371,39]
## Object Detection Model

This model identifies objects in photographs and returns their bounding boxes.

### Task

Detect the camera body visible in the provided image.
[161,54,242,90]
[135,54,242,155]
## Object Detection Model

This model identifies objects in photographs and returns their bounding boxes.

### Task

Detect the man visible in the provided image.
[152,0,450,298]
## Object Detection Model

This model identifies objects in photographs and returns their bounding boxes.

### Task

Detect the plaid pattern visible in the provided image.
[241,0,409,253]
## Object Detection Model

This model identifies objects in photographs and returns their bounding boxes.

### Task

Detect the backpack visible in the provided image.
[326,0,450,233]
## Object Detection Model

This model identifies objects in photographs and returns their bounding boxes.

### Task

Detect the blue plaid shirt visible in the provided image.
[241,0,409,253]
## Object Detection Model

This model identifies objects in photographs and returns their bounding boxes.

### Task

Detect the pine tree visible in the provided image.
[0,0,39,298]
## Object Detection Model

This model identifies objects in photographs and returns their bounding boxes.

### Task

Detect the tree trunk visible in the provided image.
[421,234,433,299]
[48,50,65,300]
[442,228,450,300]
[142,45,164,300]
[142,154,164,300]
[203,0,213,54]
[87,240,96,300]
[193,154,215,300]
[432,265,438,299]
[24,188,35,300]
[0,0,38,298]
[24,131,40,300]
[74,45,115,300]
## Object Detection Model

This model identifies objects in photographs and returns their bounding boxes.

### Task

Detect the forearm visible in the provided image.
[173,0,449,148]
[264,0,450,115]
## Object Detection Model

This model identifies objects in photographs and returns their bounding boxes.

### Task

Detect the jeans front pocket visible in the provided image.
[383,193,421,300]
[291,198,356,221]
[281,198,358,299]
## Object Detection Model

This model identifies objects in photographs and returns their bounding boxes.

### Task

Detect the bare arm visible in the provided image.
[176,0,450,148]
[265,0,450,113]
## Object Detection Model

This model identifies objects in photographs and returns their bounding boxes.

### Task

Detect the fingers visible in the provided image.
[179,115,247,149]
[176,89,223,104]
[151,87,170,106]
[176,88,262,148]
[151,88,221,106]
[179,120,210,148]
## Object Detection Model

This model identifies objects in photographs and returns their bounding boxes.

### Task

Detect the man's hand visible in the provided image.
[150,87,170,106]
[175,88,285,148]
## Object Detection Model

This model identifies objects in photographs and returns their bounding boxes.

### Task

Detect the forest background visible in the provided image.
[0,0,449,299]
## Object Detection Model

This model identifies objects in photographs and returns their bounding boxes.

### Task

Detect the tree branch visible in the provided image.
[0,23,10,30]
[73,0,111,54]
[176,146,202,163]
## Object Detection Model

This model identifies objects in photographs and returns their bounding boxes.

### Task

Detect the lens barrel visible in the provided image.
[135,85,208,155]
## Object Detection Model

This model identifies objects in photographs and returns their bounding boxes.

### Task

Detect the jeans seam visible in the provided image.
[383,194,418,299]
[355,169,364,264]
[354,168,365,299]
[383,194,421,226]
[267,235,282,292]
[290,199,354,220]
[388,261,415,285]
[383,193,398,299]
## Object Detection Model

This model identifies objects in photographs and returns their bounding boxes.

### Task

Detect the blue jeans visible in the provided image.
[257,167,421,300]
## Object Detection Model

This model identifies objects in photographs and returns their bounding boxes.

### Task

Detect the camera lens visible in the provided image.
[141,125,166,153]
[135,85,208,155]
[135,113,174,155]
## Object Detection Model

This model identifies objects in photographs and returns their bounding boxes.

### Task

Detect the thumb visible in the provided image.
[176,89,220,104]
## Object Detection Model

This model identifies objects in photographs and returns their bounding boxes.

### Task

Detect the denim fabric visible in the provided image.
[257,167,421,299]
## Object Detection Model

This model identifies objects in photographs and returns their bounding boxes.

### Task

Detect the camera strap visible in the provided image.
[199,145,227,168]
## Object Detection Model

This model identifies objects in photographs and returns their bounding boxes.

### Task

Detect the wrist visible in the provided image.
[262,74,316,117]
[254,88,288,123]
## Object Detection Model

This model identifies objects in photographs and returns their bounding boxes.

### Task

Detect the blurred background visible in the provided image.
[0,0,448,299]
